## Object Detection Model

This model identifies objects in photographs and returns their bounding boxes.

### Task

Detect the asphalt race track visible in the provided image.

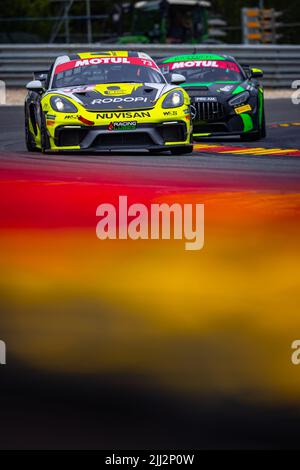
[0,99,300,192]
[1,99,300,450]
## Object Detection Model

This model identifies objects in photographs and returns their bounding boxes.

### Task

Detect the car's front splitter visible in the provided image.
[192,112,258,137]
[50,122,190,152]
[44,144,192,154]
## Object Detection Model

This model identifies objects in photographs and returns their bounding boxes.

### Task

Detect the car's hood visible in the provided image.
[181,81,248,98]
[47,83,173,111]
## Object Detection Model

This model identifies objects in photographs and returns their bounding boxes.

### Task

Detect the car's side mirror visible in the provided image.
[26,80,44,92]
[170,73,186,85]
[250,68,264,79]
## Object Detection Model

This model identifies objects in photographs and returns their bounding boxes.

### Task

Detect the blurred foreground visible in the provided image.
[0,153,300,448]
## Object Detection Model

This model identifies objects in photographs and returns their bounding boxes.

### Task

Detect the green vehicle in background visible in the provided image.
[118,0,211,44]
[158,53,266,141]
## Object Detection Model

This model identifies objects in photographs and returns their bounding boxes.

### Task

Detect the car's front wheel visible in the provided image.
[260,109,267,139]
[240,108,266,142]
[40,107,50,153]
[25,110,38,152]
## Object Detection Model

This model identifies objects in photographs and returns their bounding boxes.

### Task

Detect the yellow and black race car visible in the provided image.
[25,51,193,155]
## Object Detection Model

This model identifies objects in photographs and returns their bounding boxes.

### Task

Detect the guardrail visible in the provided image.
[0,44,299,88]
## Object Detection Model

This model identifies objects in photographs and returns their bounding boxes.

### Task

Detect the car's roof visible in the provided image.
[51,50,155,73]
[58,50,153,63]
[48,50,159,89]
[160,53,237,63]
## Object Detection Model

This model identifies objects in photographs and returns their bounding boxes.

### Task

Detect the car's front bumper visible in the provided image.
[49,121,191,152]
[191,98,258,137]
[192,114,256,137]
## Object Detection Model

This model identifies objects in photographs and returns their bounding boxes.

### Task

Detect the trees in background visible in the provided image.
[0,0,300,43]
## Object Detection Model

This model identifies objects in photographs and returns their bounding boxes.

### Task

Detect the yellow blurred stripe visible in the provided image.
[220,148,265,154]
[194,144,220,149]
[253,149,300,155]
[219,148,300,156]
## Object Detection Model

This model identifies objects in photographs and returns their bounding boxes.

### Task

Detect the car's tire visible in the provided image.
[260,108,267,139]
[240,132,261,142]
[40,107,50,153]
[170,145,193,155]
[25,109,38,152]
[240,108,266,142]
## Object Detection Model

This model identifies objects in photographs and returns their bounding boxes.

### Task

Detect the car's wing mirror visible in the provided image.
[250,68,264,79]
[170,73,186,85]
[26,80,44,92]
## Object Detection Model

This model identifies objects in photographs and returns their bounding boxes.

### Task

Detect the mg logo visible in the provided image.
[0,340,6,365]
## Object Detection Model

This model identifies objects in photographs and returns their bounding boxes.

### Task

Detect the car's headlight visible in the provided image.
[50,96,78,113]
[228,91,250,107]
[162,90,184,109]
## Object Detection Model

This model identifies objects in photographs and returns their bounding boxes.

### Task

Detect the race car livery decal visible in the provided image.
[163,54,226,62]
[64,84,159,111]
[96,111,151,119]
[64,114,80,119]
[232,85,246,95]
[235,104,252,114]
[194,97,218,102]
[164,61,240,72]
[59,85,95,93]
[55,57,159,75]
[91,97,149,105]
[219,85,235,92]
[108,121,137,131]
[163,110,178,116]
[181,81,240,88]
[103,88,130,95]
[77,51,129,59]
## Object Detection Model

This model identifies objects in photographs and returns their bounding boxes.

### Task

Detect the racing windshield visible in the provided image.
[160,59,244,83]
[52,57,166,88]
